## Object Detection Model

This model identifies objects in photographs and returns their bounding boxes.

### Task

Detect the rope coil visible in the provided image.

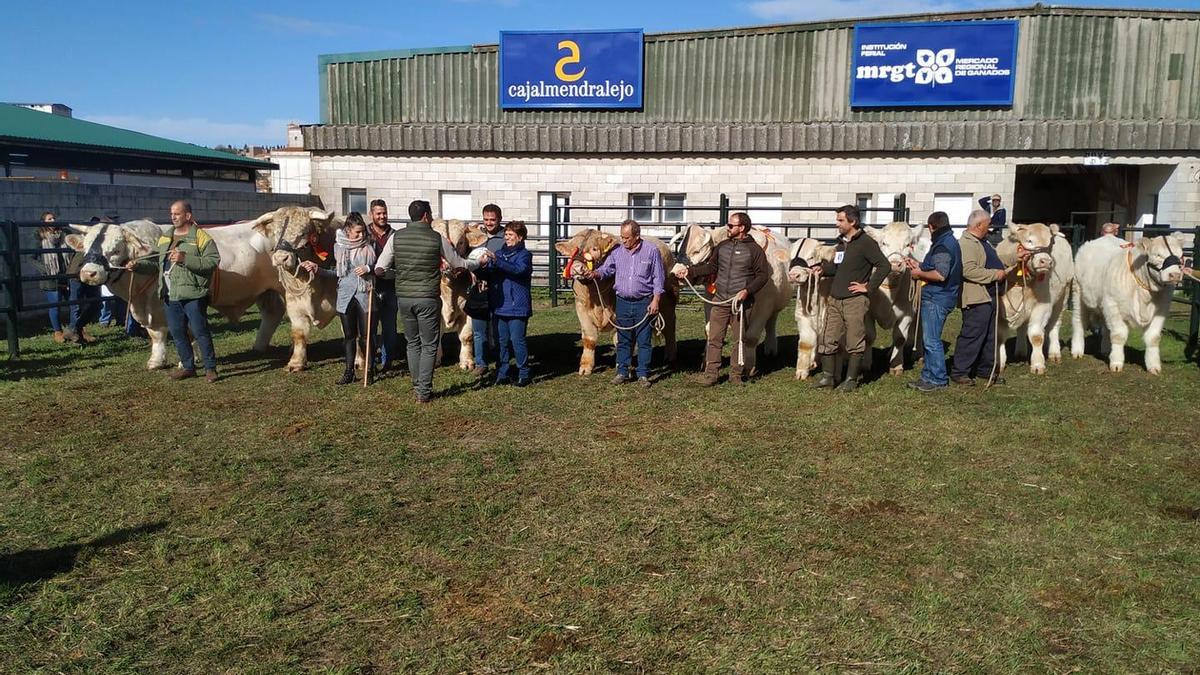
[679,273,747,366]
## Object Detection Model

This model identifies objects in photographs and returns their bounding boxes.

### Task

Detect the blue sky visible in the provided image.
[3,0,1197,147]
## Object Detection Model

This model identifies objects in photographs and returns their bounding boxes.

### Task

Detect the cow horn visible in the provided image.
[67,223,90,233]
[309,208,333,222]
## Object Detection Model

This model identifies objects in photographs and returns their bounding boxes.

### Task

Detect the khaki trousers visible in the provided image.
[820,295,869,356]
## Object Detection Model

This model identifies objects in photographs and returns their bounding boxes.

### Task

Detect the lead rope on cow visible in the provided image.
[583,276,667,333]
[985,276,1005,389]
[680,274,746,366]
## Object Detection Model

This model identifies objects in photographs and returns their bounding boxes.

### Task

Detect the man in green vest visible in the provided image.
[374,200,484,403]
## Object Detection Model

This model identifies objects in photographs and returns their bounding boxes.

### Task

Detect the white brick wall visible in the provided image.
[309,153,1199,234]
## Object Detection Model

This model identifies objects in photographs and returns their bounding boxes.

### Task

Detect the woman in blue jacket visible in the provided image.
[485,221,533,386]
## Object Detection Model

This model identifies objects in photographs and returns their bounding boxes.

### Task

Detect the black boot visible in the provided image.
[836,354,862,392]
[814,354,837,388]
[337,338,357,385]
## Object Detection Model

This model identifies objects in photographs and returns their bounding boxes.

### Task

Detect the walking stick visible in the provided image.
[363,279,374,388]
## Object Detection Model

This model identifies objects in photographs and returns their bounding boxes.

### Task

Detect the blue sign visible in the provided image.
[500,29,644,109]
[851,21,1018,107]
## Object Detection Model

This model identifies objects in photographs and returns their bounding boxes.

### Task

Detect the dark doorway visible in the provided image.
[1013,164,1141,239]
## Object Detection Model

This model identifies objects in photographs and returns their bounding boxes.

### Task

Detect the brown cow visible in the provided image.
[554,228,679,375]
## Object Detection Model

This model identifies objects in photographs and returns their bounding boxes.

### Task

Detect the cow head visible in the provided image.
[1137,234,1186,286]
[787,237,835,284]
[64,220,159,286]
[432,219,471,278]
[1006,222,1060,274]
[866,222,930,279]
[251,206,339,272]
[554,228,618,274]
[671,222,718,268]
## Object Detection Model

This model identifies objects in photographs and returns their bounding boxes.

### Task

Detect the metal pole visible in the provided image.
[718,193,729,226]
[548,194,559,308]
[2,221,20,358]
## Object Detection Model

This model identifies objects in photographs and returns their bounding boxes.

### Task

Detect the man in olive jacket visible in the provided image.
[129,200,221,382]
[950,209,1008,385]
[374,200,483,403]
[812,205,890,392]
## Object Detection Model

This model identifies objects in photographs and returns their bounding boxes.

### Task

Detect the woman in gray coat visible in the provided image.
[301,212,377,385]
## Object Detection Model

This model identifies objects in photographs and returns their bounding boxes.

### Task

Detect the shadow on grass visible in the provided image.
[0,521,167,588]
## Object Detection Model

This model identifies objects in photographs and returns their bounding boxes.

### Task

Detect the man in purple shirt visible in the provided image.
[579,219,664,388]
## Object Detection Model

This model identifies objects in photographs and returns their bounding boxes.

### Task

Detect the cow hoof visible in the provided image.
[1071,351,1084,359]
[286,363,306,373]
[578,367,593,376]
[1109,364,1123,373]
[1031,365,1046,375]
[889,367,904,376]
[1148,367,1161,376]
[795,370,808,380]
[1049,354,1062,363]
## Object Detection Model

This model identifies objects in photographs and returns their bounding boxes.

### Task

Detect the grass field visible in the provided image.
[2,298,1199,673]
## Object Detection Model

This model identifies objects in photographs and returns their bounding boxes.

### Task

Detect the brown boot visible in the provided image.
[80,328,97,344]
[169,368,196,380]
[695,372,719,387]
[52,331,65,343]
[204,369,219,383]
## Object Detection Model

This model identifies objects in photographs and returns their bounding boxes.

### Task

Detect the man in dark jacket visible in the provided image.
[367,199,399,373]
[979,194,1006,235]
[905,211,963,392]
[812,205,890,392]
[466,203,506,380]
[374,200,482,403]
[674,212,769,386]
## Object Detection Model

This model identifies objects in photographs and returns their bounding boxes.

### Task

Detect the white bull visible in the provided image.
[433,219,479,370]
[995,223,1074,374]
[786,237,836,380]
[864,222,931,374]
[1070,233,1187,374]
[68,213,335,371]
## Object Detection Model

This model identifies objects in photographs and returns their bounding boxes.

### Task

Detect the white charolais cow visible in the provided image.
[433,219,479,371]
[68,216,311,370]
[1071,233,1187,374]
[673,223,793,373]
[787,237,836,380]
[864,222,931,374]
[554,228,679,375]
[995,223,1075,374]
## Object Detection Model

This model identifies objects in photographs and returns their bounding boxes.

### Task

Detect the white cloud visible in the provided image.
[744,0,1002,22]
[256,12,364,37]
[81,115,296,148]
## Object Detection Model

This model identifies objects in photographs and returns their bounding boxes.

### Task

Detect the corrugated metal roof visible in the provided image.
[304,120,1200,153]
[0,103,275,169]
[310,5,1200,153]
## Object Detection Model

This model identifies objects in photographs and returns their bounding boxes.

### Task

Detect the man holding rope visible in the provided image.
[904,211,962,392]
[128,200,221,382]
[578,219,664,388]
[812,205,889,392]
[950,210,1007,386]
[674,212,768,386]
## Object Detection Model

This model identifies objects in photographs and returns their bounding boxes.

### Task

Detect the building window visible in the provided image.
[746,193,783,228]
[538,192,571,224]
[933,193,974,226]
[628,193,654,221]
[439,191,472,221]
[343,188,367,215]
[661,194,686,223]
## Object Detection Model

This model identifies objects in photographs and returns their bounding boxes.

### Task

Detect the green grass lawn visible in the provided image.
[2,298,1198,672]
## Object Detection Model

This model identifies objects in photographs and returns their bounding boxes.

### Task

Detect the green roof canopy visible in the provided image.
[0,103,274,170]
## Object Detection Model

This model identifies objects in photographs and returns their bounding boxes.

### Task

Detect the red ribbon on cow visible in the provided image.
[563,247,580,280]
[308,231,329,261]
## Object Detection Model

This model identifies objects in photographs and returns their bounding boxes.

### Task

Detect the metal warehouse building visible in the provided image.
[302,5,1200,235]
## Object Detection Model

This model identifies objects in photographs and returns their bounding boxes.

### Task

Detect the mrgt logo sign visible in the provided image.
[851,21,1018,107]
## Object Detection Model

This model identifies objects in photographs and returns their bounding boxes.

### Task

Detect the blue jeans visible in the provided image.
[45,289,66,331]
[919,298,953,386]
[100,294,127,327]
[615,296,653,378]
[375,290,399,366]
[164,297,217,372]
[496,316,529,383]
[471,316,497,368]
[68,280,101,332]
